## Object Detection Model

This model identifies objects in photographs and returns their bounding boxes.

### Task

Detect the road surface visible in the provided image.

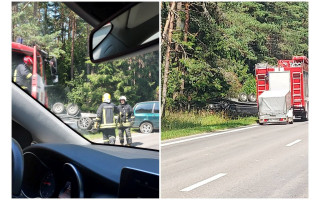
[116,131,159,150]
[161,121,308,198]
[64,120,159,150]
[92,131,159,150]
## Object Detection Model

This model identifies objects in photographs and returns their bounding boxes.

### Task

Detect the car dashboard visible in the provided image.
[20,143,159,198]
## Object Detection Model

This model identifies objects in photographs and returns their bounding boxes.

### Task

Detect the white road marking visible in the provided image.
[180,173,227,192]
[132,133,159,138]
[161,125,259,147]
[286,139,302,147]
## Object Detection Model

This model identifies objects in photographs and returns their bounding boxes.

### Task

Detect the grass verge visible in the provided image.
[162,111,257,140]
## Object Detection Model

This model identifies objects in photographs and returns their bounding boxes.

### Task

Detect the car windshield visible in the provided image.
[12,2,159,150]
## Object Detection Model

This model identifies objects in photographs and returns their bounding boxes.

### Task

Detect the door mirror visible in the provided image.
[89,2,159,63]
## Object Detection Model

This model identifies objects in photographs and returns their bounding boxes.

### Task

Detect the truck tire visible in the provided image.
[77,117,93,130]
[67,103,80,116]
[289,117,294,124]
[52,102,65,114]
[139,122,153,134]
[248,94,257,102]
[302,103,309,121]
[239,93,248,102]
[302,112,308,121]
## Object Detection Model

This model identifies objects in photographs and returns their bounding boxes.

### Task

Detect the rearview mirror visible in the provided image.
[89,2,159,63]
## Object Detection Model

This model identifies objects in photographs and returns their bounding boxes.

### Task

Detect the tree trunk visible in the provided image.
[175,2,183,110]
[44,3,48,35]
[161,2,176,118]
[68,13,71,39]
[12,2,18,41]
[33,2,38,21]
[133,69,136,85]
[175,2,182,54]
[184,3,190,42]
[201,2,214,23]
[86,23,93,77]
[70,14,76,80]
[60,4,64,44]
[162,2,176,45]
[180,2,190,98]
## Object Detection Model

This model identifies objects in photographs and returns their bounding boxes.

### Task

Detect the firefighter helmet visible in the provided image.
[119,96,127,102]
[102,93,111,103]
[23,56,33,66]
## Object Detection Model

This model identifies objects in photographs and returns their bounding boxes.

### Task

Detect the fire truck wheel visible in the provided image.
[302,112,308,121]
[77,117,93,130]
[67,103,80,116]
[239,93,248,102]
[52,102,65,114]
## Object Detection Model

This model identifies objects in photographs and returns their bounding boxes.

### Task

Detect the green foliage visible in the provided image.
[162,2,308,112]
[240,74,256,95]
[66,52,159,113]
[12,2,65,58]
[12,2,159,113]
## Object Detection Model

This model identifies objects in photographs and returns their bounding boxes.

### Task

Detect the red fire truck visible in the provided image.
[255,56,309,123]
[12,42,90,129]
[12,42,58,108]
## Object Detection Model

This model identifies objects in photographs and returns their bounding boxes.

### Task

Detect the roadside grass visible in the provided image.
[162,111,257,140]
[82,128,140,141]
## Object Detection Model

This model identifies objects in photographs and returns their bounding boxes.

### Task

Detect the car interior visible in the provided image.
[12,2,159,198]
[65,2,159,62]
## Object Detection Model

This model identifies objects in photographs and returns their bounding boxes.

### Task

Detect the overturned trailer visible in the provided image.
[258,90,293,125]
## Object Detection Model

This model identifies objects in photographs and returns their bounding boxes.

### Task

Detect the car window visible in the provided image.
[154,102,159,113]
[12,2,159,150]
[135,103,153,114]
[12,52,24,74]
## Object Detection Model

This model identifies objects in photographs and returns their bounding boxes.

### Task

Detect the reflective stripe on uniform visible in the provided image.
[26,73,32,79]
[100,123,116,128]
[13,70,17,82]
[122,122,131,127]
[103,109,106,124]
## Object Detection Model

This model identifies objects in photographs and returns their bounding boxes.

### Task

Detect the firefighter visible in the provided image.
[49,58,57,78]
[13,56,33,92]
[94,93,119,144]
[117,96,134,146]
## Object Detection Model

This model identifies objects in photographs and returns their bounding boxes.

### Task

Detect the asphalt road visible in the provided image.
[64,120,159,150]
[161,121,308,198]
[91,131,159,150]
[115,131,160,150]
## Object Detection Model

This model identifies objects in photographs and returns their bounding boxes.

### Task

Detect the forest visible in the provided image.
[12,2,159,113]
[161,2,308,116]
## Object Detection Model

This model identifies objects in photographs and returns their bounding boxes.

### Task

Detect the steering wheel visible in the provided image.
[12,138,24,197]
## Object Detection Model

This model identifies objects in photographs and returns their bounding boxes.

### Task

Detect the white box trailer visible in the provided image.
[255,56,309,121]
[258,90,293,125]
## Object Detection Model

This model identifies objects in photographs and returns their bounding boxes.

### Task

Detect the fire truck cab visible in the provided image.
[12,42,58,108]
